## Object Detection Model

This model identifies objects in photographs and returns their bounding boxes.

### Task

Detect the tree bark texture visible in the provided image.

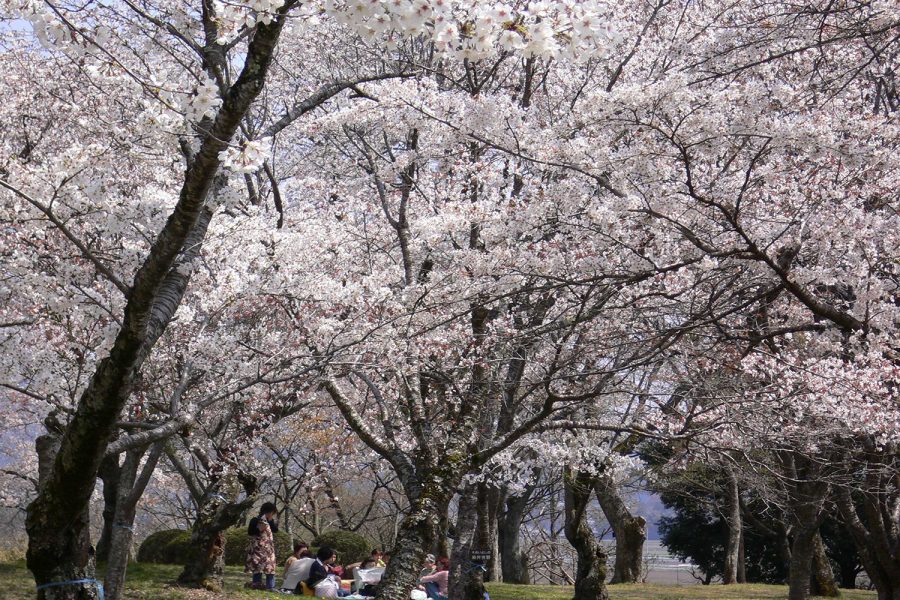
[376,479,454,600]
[104,443,164,600]
[594,474,644,584]
[722,469,742,585]
[178,482,257,591]
[784,452,829,600]
[95,455,121,563]
[564,468,609,600]
[449,484,489,600]
[836,481,900,600]
[29,431,101,599]
[25,10,290,597]
[499,486,533,584]
[476,482,503,581]
[810,531,840,597]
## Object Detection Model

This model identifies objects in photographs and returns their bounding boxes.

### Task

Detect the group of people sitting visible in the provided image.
[243,502,453,599]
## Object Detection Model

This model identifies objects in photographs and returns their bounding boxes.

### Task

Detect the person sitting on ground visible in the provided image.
[418,554,436,579]
[418,556,449,600]
[355,557,382,597]
[281,542,314,594]
[308,546,350,597]
[370,548,385,568]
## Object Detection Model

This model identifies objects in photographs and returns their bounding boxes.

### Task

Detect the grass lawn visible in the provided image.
[486,582,876,600]
[0,561,877,600]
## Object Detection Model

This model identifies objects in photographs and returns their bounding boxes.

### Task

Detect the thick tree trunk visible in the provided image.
[28,430,101,600]
[784,451,830,600]
[788,526,817,600]
[95,455,121,563]
[25,11,289,598]
[594,474,644,584]
[499,487,532,584]
[377,479,453,600]
[483,484,502,582]
[564,468,609,600]
[449,484,489,600]
[722,470,742,585]
[178,482,258,591]
[436,505,451,559]
[810,531,840,597]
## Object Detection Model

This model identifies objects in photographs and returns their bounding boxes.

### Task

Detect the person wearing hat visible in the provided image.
[418,554,436,579]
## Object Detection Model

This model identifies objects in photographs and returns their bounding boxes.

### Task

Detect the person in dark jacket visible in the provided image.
[307,546,350,596]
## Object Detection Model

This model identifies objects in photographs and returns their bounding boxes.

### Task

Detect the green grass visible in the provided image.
[486,582,877,600]
[0,561,878,600]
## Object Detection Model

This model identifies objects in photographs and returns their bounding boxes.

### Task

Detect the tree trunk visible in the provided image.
[594,474,644,584]
[104,442,164,600]
[722,469,742,585]
[436,504,451,559]
[836,484,900,600]
[178,480,258,591]
[499,487,532,584]
[784,451,829,600]
[788,526,817,600]
[474,482,502,582]
[449,484,488,600]
[28,430,101,600]
[377,479,454,600]
[738,525,747,584]
[95,454,121,563]
[810,531,840,597]
[103,450,141,600]
[564,468,609,600]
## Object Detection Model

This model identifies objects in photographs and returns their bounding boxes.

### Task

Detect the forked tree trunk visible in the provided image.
[594,474,644,584]
[564,468,609,600]
[836,483,900,600]
[104,442,164,600]
[178,486,257,592]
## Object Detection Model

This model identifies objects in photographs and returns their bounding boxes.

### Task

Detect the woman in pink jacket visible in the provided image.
[419,556,449,600]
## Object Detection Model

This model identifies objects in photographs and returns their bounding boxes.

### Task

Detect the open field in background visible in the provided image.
[0,562,878,600]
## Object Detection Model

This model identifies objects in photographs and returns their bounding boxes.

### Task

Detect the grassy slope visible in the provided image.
[0,562,877,600]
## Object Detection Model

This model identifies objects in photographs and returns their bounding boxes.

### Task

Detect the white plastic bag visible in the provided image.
[315,576,340,598]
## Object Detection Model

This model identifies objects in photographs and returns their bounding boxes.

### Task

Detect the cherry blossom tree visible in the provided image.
[1,2,896,600]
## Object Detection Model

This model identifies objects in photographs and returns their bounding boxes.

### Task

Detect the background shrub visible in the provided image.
[136,529,192,564]
[223,528,294,566]
[312,530,371,565]
[137,528,293,566]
